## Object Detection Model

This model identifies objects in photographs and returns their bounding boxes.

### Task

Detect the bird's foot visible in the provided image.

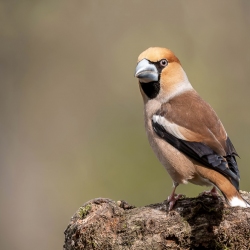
[199,186,219,198]
[167,193,184,210]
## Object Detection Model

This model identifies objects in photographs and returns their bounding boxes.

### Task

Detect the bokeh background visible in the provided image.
[1,1,250,249]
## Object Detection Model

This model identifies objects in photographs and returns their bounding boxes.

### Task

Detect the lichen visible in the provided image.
[78,204,92,219]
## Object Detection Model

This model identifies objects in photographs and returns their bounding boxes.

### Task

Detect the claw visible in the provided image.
[167,193,183,210]
[166,182,183,210]
[200,186,219,198]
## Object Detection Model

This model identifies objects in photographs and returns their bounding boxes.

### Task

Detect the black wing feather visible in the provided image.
[225,137,240,178]
[152,120,240,190]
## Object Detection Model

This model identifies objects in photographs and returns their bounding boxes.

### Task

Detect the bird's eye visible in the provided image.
[160,59,168,67]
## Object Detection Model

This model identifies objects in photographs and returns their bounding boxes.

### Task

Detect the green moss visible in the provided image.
[78,204,92,219]
[222,209,230,215]
[214,239,230,250]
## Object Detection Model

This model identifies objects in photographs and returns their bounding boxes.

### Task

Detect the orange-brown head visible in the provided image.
[135,47,192,102]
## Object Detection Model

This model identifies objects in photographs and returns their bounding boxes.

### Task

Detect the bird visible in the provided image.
[134,47,249,210]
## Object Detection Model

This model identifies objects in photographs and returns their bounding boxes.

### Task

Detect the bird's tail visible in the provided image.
[224,190,250,208]
[195,165,250,208]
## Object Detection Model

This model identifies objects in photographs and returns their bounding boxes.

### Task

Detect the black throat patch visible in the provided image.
[140,81,160,99]
[139,60,164,99]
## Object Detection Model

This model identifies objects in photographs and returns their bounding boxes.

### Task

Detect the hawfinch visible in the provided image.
[135,47,249,210]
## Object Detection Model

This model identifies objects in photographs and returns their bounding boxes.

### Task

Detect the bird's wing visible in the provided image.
[152,90,239,189]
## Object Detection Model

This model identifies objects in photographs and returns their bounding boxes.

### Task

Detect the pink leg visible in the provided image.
[200,186,219,197]
[167,183,183,210]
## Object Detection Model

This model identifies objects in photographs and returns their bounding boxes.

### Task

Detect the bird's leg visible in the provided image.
[167,182,182,210]
[200,186,219,197]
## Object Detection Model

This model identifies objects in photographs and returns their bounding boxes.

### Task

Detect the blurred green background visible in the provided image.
[1,1,250,249]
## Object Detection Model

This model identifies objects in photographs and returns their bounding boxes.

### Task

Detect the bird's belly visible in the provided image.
[151,135,194,184]
[188,172,212,186]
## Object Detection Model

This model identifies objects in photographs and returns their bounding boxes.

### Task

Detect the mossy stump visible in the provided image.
[64,191,250,250]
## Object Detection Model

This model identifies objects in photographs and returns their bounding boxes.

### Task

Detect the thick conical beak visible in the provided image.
[135,59,158,83]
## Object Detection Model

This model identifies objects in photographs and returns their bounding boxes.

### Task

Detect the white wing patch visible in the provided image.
[229,197,250,208]
[153,115,187,140]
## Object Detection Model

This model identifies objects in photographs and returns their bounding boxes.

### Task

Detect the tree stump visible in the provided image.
[64,191,250,249]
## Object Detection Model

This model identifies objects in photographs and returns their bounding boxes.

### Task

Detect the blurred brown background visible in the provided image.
[1,1,250,249]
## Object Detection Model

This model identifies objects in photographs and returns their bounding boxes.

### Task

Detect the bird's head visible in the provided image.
[135,47,192,102]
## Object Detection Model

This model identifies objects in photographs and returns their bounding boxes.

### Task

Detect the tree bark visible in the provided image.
[64,191,250,250]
